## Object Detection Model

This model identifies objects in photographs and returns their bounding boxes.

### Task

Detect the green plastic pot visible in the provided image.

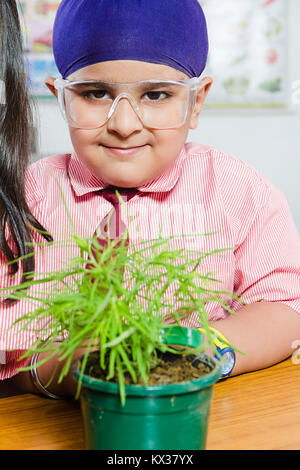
[72,326,221,450]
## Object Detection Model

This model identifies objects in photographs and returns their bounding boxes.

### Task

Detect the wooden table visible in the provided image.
[0,358,299,450]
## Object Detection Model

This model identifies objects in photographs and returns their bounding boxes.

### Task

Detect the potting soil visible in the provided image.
[84,351,211,386]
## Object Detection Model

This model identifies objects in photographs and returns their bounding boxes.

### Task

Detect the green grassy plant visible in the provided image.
[1,192,241,404]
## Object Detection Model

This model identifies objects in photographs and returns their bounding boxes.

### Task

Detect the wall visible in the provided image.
[33,0,300,230]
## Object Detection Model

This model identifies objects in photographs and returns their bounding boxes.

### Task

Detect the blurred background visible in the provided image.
[22,0,300,230]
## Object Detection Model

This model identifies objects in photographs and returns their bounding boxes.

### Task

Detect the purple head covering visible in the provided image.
[52,0,208,79]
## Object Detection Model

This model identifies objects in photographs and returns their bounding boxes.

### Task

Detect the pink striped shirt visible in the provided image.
[1,142,300,379]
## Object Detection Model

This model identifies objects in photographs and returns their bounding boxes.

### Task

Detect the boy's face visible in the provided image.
[46,61,211,188]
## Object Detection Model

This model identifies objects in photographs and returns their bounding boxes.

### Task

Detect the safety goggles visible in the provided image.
[54,77,203,130]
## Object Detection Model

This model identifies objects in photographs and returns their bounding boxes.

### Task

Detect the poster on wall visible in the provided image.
[199,0,289,108]
[19,0,289,107]
[19,0,60,97]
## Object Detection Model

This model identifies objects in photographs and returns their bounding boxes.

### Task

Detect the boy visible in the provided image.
[2,0,300,397]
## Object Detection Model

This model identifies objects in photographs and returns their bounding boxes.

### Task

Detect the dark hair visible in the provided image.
[0,0,52,303]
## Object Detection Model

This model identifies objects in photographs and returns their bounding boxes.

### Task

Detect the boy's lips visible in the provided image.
[102,145,147,156]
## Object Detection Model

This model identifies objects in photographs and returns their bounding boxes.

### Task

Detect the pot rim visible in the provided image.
[72,353,222,397]
[72,326,222,397]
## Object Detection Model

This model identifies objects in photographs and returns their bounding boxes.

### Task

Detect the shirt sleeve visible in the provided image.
[0,165,45,380]
[231,183,300,314]
[0,351,31,380]
[0,254,35,379]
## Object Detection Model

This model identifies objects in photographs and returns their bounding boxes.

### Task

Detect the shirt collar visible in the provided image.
[68,145,187,197]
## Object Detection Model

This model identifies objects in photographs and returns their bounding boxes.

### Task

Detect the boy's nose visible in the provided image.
[106,97,144,137]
